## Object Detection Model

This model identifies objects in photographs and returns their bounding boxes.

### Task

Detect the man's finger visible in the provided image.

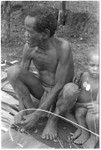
[20,128,26,133]
[14,116,21,125]
[20,119,28,125]
[23,113,32,120]
[23,115,28,120]
[23,123,32,131]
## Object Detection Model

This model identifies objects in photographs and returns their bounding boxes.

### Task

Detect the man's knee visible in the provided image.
[75,107,87,119]
[7,65,21,83]
[62,82,79,103]
[56,83,80,112]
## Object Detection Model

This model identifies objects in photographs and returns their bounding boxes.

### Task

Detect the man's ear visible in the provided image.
[42,29,50,39]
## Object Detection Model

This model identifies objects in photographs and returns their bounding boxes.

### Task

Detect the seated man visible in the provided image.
[71,51,99,148]
[7,6,79,140]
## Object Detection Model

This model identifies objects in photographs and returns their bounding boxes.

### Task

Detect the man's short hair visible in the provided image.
[28,6,57,37]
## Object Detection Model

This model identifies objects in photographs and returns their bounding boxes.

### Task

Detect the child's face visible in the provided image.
[88,55,99,77]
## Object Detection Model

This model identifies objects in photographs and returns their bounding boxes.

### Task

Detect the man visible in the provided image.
[7,7,78,140]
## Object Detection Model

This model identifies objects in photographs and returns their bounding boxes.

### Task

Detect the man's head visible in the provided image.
[87,51,99,78]
[24,7,57,45]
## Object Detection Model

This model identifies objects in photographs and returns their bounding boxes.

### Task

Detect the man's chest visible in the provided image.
[31,48,58,71]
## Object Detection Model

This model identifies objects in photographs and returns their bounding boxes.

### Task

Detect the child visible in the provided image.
[71,51,99,148]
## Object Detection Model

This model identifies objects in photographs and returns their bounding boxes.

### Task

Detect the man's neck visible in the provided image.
[38,36,54,51]
[38,40,49,51]
[29,36,54,51]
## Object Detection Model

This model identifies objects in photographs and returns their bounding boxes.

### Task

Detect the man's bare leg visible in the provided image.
[83,112,99,148]
[42,83,79,140]
[7,65,44,124]
[73,107,89,144]
[71,128,82,140]
[41,109,58,140]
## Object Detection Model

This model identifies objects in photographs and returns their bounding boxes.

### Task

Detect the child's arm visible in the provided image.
[86,93,99,114]
[76,102,89,108]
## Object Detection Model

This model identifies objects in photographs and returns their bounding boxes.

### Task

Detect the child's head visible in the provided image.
[87,51,99,78]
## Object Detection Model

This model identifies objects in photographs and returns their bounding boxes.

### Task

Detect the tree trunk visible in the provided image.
[58,1,66,25]
[1,1,23,43]
[1,1,11,43]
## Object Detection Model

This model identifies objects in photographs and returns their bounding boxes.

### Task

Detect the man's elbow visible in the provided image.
[56,82,64,91]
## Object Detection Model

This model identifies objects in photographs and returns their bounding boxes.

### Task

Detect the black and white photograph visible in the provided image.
[1,0,99,149]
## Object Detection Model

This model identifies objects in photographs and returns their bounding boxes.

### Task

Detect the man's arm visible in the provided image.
[20,43,32,70]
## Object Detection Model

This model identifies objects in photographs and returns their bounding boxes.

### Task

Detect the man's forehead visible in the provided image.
[25,16,36,27]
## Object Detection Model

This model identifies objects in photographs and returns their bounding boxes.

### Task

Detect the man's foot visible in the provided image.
[71,128,82,140]
[82,135,99,148]
[41,119,57,140]
[74,130,89,144]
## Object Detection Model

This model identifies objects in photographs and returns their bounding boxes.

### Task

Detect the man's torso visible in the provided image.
[28,37,73,87]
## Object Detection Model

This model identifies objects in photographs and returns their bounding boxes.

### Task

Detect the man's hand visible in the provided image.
[87,102,99,114]
[14,111,25,125]
[20,112,39,131]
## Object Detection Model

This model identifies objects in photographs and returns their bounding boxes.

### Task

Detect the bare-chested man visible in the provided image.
[7,7,79,140]
[71,51,99,148]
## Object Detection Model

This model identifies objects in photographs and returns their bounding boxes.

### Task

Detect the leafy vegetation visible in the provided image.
[1,1,99,77]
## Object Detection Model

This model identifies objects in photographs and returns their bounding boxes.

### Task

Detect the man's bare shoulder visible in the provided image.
[56,37,71,58]
[57,37,70,50]
[54,37,72,64]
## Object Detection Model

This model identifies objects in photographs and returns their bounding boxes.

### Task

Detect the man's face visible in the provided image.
[88,55,99,77]
[24,16,43,46]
